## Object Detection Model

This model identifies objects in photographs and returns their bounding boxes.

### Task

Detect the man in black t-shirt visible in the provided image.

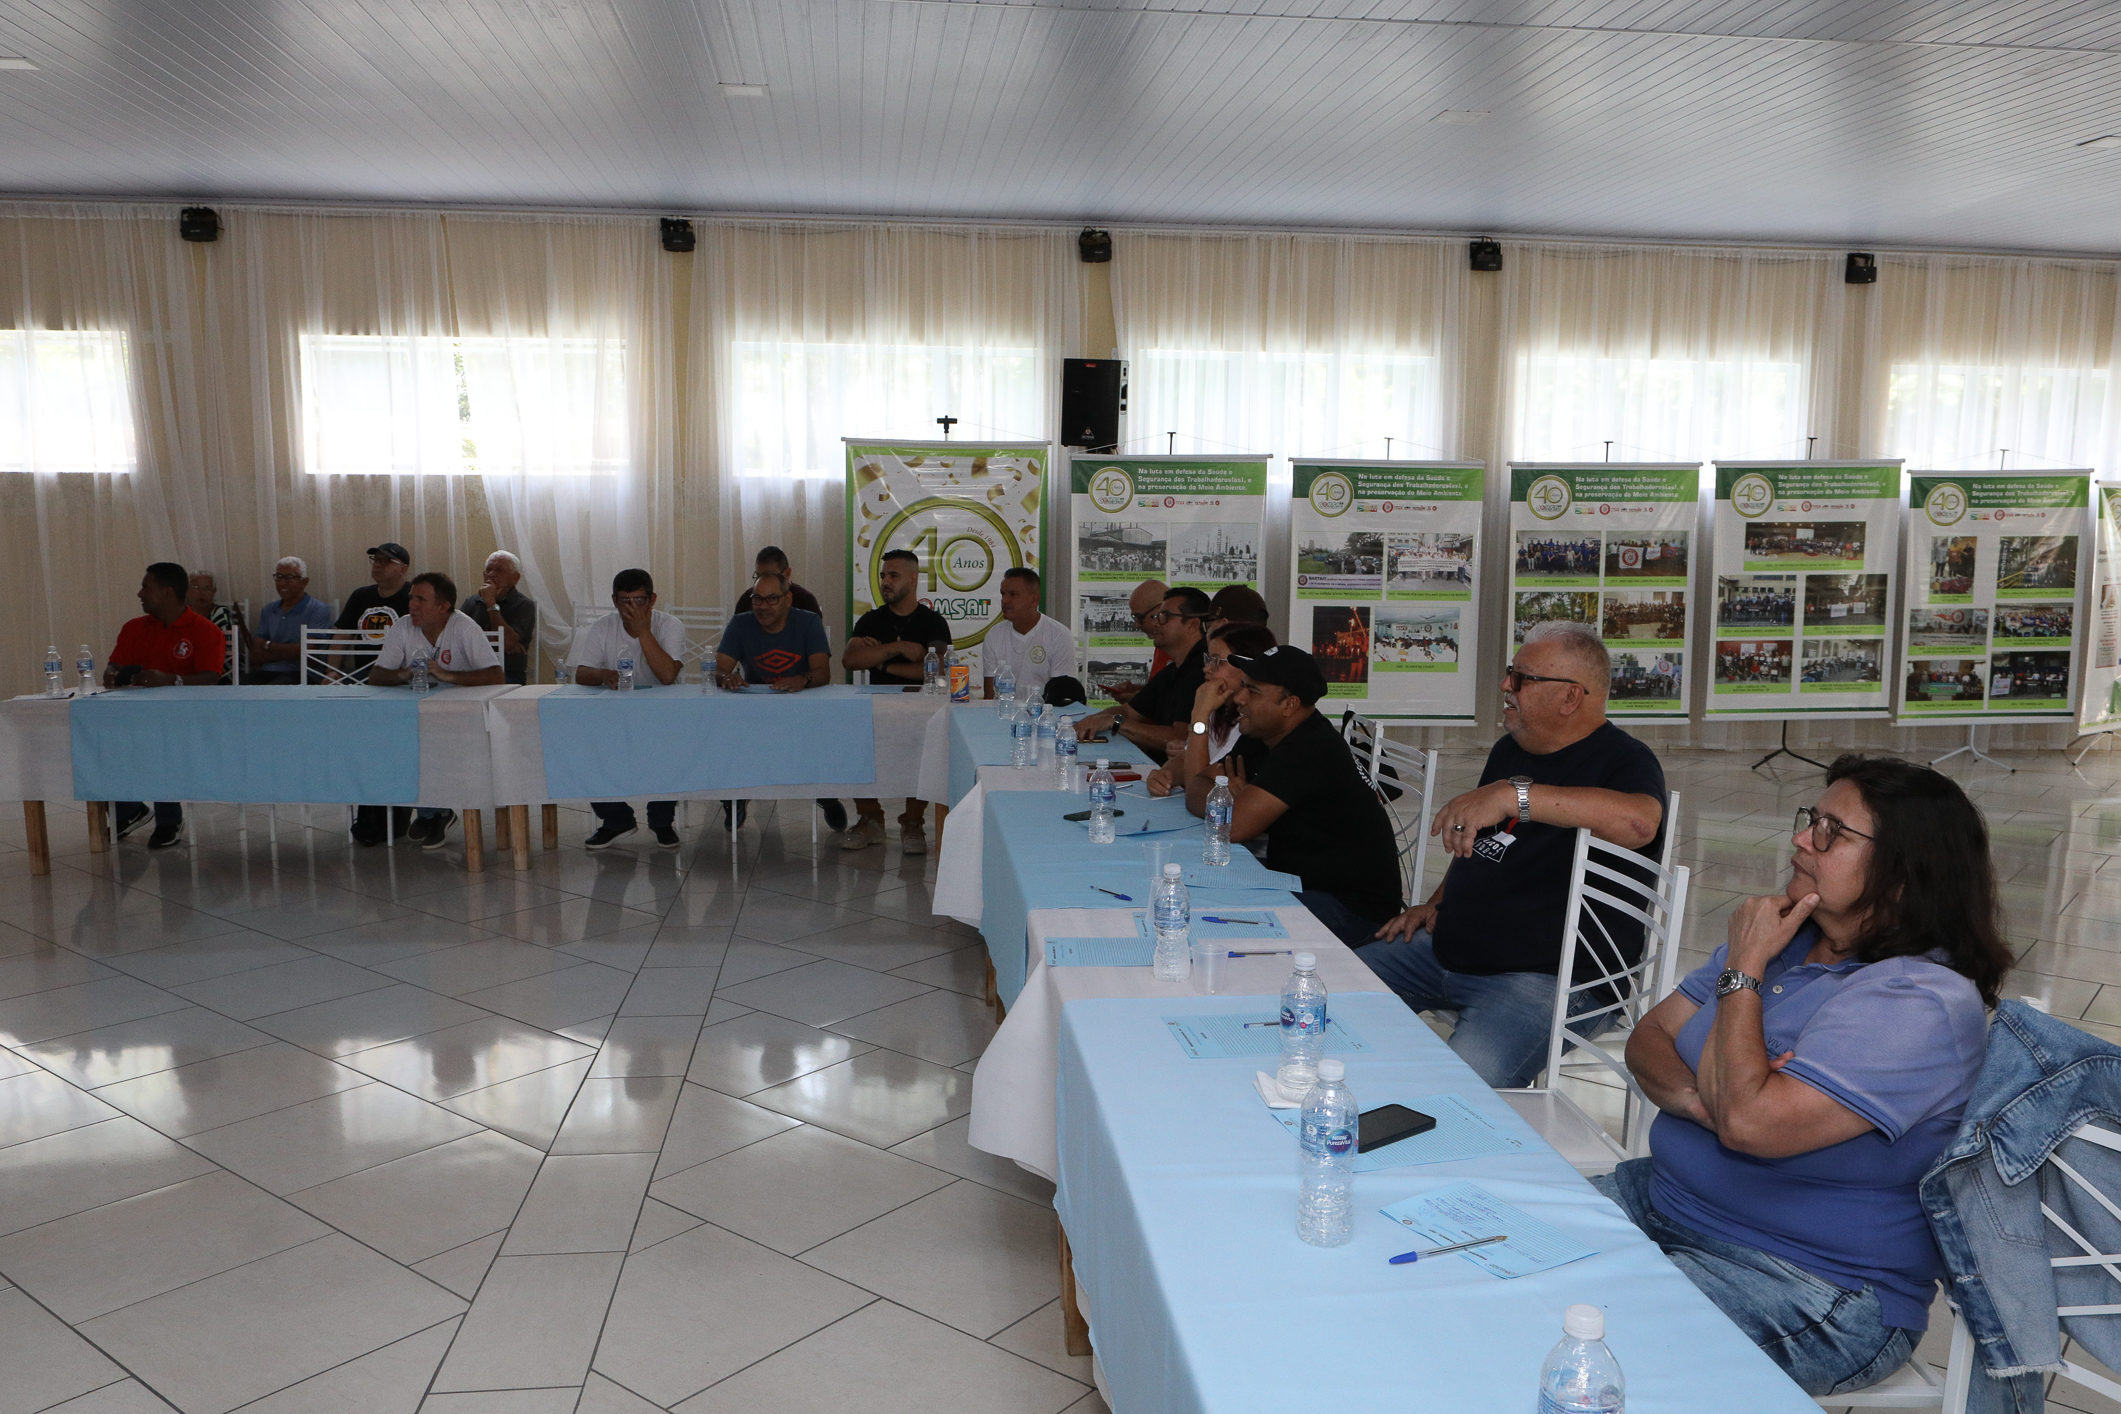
[734,545,824,619]
[1365,621,1667,1089]
[338,543,415,843]
[1196,645,1403,944]
[1074,586,1210,755]
[840,548,955,855]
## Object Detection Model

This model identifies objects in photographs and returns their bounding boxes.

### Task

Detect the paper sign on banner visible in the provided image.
[1287,461,1485,720]
[1705,462,1902,720]
[1896,472,2092,724]
[1506,464,1698,719]
[1069,454,1270,708]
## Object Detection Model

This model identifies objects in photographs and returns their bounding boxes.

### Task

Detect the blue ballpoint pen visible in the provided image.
[1200,915,1263,925]
[1091,885,1133,901]
[1388,1235,1507,1265]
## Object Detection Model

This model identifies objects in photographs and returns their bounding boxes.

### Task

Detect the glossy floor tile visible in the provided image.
[1,749,2106,1411]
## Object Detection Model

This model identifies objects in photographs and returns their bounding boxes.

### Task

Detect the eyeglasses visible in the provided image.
[751,592,787,607]
[1502,666,1587,693]
[1794,807,1873,852]
[1142,609,1197,627]
[271,573,303,581]
[612,594,652,608]
[1203,653,1229,671]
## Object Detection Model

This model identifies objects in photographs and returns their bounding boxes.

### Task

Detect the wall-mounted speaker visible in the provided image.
[1469,238,1502,272]
[660,218,696,253]
[1061,359,1126,451]
[179,207,219,243]
[1845,252,1877,285]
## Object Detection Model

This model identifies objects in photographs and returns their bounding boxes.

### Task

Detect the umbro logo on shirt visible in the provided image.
[752,649,804,677]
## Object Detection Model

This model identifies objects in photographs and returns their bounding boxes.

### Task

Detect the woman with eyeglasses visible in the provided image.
[1144,622,1275,805]
[1603,754,2011,1396]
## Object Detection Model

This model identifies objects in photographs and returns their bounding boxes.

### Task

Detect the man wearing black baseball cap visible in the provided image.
[1198,644,1403,947]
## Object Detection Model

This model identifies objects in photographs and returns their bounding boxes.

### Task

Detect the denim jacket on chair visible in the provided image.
[1919,1001,2121,1414]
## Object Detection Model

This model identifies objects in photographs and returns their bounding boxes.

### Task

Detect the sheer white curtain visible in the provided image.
[694,222,1075,639]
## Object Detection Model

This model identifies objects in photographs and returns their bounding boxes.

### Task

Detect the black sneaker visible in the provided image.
[404,814,435,846]
[586,821,637,850]
[147,822,183,850]
[652,825,681,850]
[114,803,152,839]
[819,798,848,832]
[721,800,748,832]
[419,810,456,851]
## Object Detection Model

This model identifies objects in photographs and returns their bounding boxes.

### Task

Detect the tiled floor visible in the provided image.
[0,739,2114,1412]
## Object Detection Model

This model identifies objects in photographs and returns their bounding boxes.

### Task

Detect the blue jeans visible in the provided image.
[593,800,674,831]
[1593,1158,1915,1396]
[1294,890,1388,951]
[1353,929,1611,1088]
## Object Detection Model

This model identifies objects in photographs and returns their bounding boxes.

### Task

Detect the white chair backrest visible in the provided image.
[569,603,729,683]
[2041,1121,2121,1405]
[1340,713,1440,905]
[299,623,500,685]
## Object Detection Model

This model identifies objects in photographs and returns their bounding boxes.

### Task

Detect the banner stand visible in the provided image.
[1931,724,2014,773]
[1752,722,1832,775]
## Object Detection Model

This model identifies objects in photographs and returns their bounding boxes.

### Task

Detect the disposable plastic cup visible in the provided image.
[1142,840,1174,895]
[1192,938,1225,994]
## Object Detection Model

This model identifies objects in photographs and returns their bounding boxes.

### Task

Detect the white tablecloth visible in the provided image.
[475,685,953,804]
[932,762,1078,925]
[967,904,1388,1181]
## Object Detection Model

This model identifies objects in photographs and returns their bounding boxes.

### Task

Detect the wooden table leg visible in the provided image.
[1058,1223,1092,1357]
[463,808,484,873]
[22,802,49,876]
[934,802,948,840]
[86,801,108,854]
[542,803,558,850]
[510,805,531,871]
[494,807,512,852]
[985,956,1005,1024]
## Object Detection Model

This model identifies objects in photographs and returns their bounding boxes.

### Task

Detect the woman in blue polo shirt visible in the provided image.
[1604,755,2011,1397]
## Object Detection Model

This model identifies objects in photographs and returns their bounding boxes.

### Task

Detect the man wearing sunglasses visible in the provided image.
[1365,620,1668,1089]
[1074,586,1211,753]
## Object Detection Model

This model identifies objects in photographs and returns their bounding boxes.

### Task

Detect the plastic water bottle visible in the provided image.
[1296,1058,1357,1247]
[75,644,95,695]
[1204,775,1234,866]
[43,644,62,697]
[1010,704,1035,768]
[1087,760,1117,844]
[617,655,635,692]
[555,665,571,687]
[408,654,430,695]
[1278,951,1328,1098]
[995,663,1016,717]
[1054,715,1079,790]
[1031,700,1055,765]
[923,646,942,696]
[1537,1306,1625,1413]
[1152,863,1191,982]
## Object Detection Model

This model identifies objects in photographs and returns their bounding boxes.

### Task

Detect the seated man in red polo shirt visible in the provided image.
[105,561,228,849]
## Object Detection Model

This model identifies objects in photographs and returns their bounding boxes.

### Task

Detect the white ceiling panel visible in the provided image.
[0,0,2116,250]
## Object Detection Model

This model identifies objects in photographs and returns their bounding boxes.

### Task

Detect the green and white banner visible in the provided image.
[1894,471,2090,723]
[1069,453,1269,707]
[1289,461,1484,718]
[844,439,1049,673]
[2081,483,2121,737]
[1507,464,1698,719]
[1706,461,1902,719]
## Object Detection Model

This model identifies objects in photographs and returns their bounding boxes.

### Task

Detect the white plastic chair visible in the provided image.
[1498,797,1689,1175]
[301,624,502,686]
[1339,713,1439,905]
[1815,1306,1972,1410]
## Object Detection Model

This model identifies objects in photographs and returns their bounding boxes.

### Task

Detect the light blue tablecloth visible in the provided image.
[948,705,1016,805]
[537,684,877,799]
[1056,993,1817,1414]
[69,685,421,804]
[979,790,1293,1008]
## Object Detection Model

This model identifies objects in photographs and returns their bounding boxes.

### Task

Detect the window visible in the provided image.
[1130,349,1439,458]
[0,330,135,474]
[731,342,1040,478]
[1514,354,1805,469]
[299,334,628,476]
[1885,364,2109,469]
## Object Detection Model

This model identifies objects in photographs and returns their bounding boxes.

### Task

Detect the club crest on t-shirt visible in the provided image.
[173,638,193,658]
[1472,826,1515,863]
[438,648,453,666]
[360,606,400,641]
[1029,645,1046,664]
[752,648,803,677]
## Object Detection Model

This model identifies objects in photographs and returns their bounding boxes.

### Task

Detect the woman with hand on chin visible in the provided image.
[1602,755,2010,1397]
[1144,623,1274,805]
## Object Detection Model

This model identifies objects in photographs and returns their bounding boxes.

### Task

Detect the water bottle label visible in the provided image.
[1281,1003,1324,1036]
[1537,1395,1621,1414]
[1207,802,1232,828]
[1301,1120,1355,1157]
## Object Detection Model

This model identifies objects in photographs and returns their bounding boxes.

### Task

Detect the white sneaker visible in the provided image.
[901,832,928,857]
[836,819,886,851]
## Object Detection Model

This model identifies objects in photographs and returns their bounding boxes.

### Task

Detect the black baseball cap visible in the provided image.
[1228,644,1327,706]
[366,542,411,564]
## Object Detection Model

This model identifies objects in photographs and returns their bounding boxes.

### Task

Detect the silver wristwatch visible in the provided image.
[1715,968,1763,999]
[1191,720,1208,736]
[1510,775,1533,823]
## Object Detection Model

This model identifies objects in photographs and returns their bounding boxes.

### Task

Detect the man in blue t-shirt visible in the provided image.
[1363,620,1667,1089]
[712,570,832,831]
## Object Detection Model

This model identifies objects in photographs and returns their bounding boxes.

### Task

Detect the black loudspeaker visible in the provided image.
[1078,228,1112,263]
[1845,252,1877,285]
[660,218,695,253]
[179,207,219,243]
[1060,358,1126,451]
[1469,238,1502,272]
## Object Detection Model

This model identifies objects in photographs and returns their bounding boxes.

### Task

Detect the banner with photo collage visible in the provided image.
[1507,464,1697,719]
[1894,471,2091,723]
[1705,461,1902,719]
[2081,483,2121,738]
[843,439,1050,675]
[1069,454,1270,708]
[1287,461,1484,719]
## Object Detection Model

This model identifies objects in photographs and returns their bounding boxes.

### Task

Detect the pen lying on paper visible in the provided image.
[1227,948,1294,957]
[1240,1021,1281,1029]
[1090,886,1133,901]
[1200,915,1263,926]
[1389,1235,1507,1265]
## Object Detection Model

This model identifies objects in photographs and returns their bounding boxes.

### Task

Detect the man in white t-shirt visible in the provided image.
[365,571,504,850]
[981,566,1076,701]
[567,568,689,851]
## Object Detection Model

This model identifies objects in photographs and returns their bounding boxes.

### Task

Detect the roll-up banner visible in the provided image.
[1507,464,1698,719]
[844,439,1050,673]
[1888,471,2092,723]
[1706,461,1903,719]
[1069,453,1270,708]
[1288,460,1484,719]
[2082,484,2121,738]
